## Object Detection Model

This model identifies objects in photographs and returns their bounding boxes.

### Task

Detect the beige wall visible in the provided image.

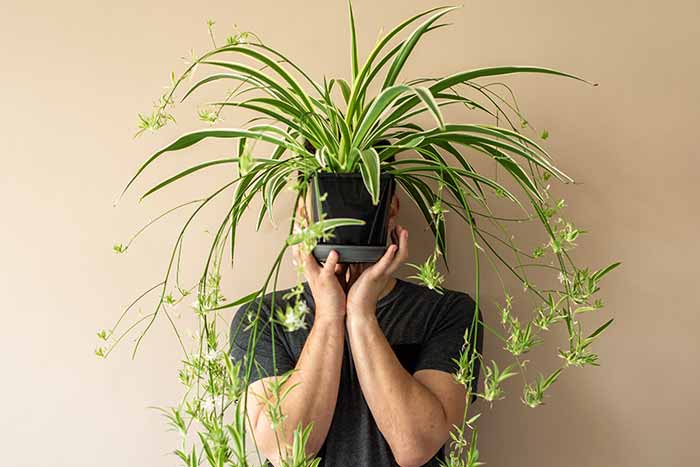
[1,0,699,466]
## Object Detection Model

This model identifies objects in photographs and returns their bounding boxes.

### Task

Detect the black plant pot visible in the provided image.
[310,172,396,264]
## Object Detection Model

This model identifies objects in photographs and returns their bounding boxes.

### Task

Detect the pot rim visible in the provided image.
[313,171,394,179]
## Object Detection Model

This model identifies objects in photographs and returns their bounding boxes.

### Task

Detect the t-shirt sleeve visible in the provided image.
[228,298,296,385]
[414,292,483,393]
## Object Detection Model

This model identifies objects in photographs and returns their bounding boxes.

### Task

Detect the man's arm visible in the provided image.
[247,318,344,465]
[246,249,346,467]
[345,226,468,467]
[346,313,465,467]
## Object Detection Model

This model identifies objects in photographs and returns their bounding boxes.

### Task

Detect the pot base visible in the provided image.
[312,244,388,264]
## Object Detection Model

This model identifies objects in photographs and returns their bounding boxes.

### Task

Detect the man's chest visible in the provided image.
[284,302,433,372]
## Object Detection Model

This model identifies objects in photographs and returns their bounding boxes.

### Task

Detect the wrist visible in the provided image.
[346,298,376,315]
[345,308,378,329]
[313,310,346,328]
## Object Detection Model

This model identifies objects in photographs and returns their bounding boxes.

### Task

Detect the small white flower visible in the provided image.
[200,394,224,413]
[282,313,304,332]
[203,349,221,362]
[201,397,215,412]
[296,299,309,315]
[558,272,566,284]
[279,300,309,332]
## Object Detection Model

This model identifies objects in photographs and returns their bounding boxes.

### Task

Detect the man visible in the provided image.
[229,186,482,467]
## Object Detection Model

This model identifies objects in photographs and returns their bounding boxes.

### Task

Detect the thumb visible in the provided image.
[322,250,339,275]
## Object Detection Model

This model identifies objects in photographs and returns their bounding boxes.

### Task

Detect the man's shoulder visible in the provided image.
[398,278,475,307]
[229,286,297,325]
[251,286,298,307]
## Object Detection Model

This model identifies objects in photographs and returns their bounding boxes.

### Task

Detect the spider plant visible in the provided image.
[98,3,620,466]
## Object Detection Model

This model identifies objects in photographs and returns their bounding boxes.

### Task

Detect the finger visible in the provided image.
[322,249,339,276]
[371,243,398,277]
[347,264,362,287]
[336,268,348,292]
[387,225,409,275]
[334,263,347,286]
[390,225,399,245]
[301,247,321,277]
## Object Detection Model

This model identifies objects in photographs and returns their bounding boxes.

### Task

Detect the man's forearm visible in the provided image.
[253,315,345,463]
[346,311,450,467]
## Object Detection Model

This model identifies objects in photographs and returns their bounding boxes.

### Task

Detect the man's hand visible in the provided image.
[292,245,346,322]
[346,225,409,316]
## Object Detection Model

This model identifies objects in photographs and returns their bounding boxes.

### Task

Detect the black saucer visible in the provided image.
[312,244,388,264]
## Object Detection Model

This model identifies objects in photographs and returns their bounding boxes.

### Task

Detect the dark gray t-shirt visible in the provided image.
[229,278,482,467]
